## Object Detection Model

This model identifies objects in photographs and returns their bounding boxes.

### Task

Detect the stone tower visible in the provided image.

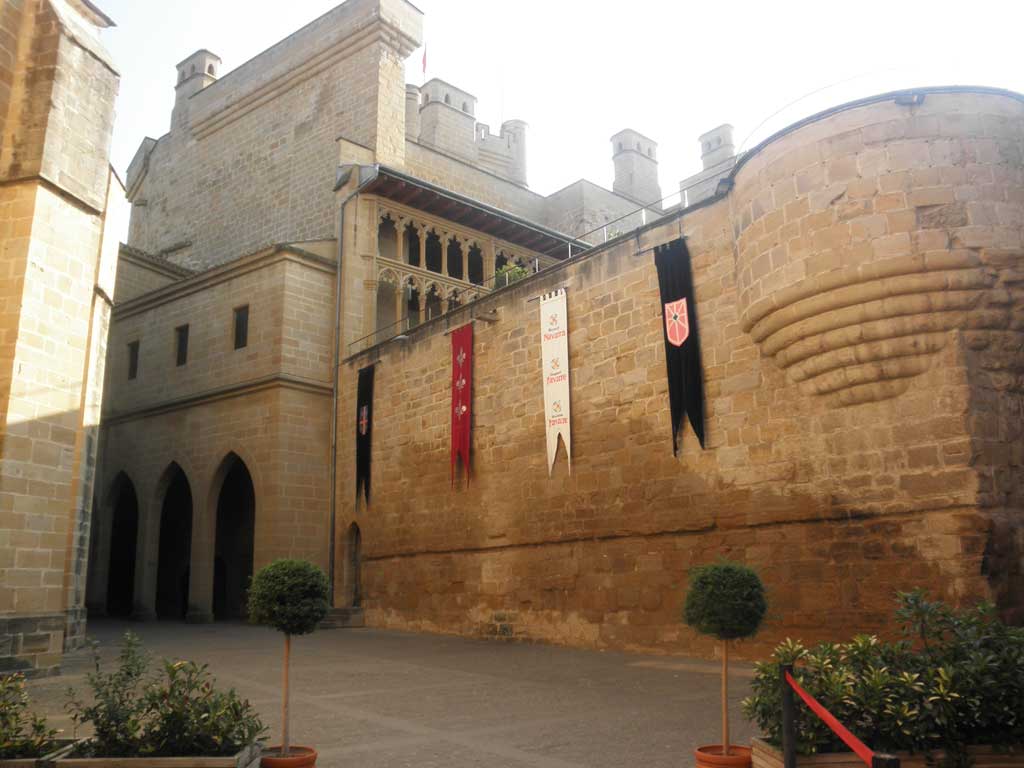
[171,50,221,130]
[611,128,661,207]
[0,0,124,674]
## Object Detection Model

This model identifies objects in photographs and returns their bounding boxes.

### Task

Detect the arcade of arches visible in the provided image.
[87,454,263,623]
[371,200,557,342]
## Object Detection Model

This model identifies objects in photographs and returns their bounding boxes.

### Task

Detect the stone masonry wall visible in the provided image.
[94,249,335,620]
[336,89,1024,658]
[0,0,119,673]
[127,0,421,271]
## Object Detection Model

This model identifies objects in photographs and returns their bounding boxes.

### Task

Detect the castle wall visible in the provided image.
[93,249,335,621]
[543,179,654,245]
[0,0,119,673]
[335,90,1024,656]
[126,0,422,271]
[404,140,546,222]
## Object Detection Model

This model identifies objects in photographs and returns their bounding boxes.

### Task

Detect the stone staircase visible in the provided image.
[320,607,365,629]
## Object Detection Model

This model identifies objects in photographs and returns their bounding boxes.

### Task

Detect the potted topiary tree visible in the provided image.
[248,560,329,768]
[684,560,767,768]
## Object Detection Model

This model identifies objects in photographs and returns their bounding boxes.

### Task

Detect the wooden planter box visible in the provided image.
[0,739,83,768]
[753,738,1024,768]
[53,743,261,768]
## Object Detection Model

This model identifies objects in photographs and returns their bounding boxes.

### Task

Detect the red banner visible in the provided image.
[450,323,473,485]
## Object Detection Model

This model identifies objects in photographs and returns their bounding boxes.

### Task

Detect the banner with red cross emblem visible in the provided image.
[540,289,571,475]
[450,323,473,485]
[654,238,706,456]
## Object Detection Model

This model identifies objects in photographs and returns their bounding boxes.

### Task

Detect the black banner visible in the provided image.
[654,238,706,455]
[355,364,375,504]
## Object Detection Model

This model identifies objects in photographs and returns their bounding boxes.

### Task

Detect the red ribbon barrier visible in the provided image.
[784,670,874,766]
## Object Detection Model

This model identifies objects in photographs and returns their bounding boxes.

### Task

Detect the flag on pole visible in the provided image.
[654,238,706,455]
[422,45,427,77]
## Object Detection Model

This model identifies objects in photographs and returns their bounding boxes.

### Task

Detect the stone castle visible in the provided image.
[2,0,1022,673]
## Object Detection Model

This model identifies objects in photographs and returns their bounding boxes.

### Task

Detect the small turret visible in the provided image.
[699,124,734,170]
[611,128,661,207]
[501,119,527,186]
[172,49,221,131]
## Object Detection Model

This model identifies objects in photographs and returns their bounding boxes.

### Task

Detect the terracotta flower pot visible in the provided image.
[696,745,753,768]
[261,746,317,768]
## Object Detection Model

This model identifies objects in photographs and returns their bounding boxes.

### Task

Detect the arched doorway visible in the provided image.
[156,464,192,620]
[345,523,362,608]
[213,455,255,620]
[106,473,138,617]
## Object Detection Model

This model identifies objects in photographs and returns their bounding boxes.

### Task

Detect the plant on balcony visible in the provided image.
[248,559,329,768]
[495,263,529,288]
[684,559,768,768]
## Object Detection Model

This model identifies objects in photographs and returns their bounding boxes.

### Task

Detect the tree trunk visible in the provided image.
[722,639,730,756]
[282,633,291,757]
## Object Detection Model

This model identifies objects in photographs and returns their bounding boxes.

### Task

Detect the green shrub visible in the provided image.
[494,264,529,288]
[684,560,767,640]
[66,632,265,758]
[742,591,1024,761]
[142,660,265,757]
[248,559,329,636]
[0,672,57,759]
[66,632,149,757]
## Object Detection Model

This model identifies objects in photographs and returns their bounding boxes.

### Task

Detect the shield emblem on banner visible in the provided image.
[664,298,690,347]
[358,405,369,436]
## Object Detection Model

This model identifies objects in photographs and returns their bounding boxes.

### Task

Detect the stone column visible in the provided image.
[85,500,112,616]
[484,240,497,285]
[395,281,405,328]
[132,496,158,621]
[418,226,427,268]
[441,231,449,275]
[462,240,469,280]
[186,493,214,623]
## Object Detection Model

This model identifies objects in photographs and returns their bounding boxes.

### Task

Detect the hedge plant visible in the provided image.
[66,632,265,758]
[743,591,1024,765]
[0,672,57,759]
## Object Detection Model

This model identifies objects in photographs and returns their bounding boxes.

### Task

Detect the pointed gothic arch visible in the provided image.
[105,472,139,617]
[211,453,255,620]
[155,462,192,620]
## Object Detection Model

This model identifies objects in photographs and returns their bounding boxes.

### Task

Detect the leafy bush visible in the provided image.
[142,660,265,757]
[743,591,1024,761]
[0,672,57,759]
[684,560,767,640]
[66,632,149,757]
[494,264,529,288]
[66,632,265,758]
[248,559,329,636]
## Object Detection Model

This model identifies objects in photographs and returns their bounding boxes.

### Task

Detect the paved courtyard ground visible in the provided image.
[28,620,755,768]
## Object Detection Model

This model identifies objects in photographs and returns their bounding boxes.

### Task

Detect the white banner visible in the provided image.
[540,289,571,475]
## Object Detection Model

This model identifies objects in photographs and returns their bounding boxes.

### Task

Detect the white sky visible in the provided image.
[99,0,1024,205]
